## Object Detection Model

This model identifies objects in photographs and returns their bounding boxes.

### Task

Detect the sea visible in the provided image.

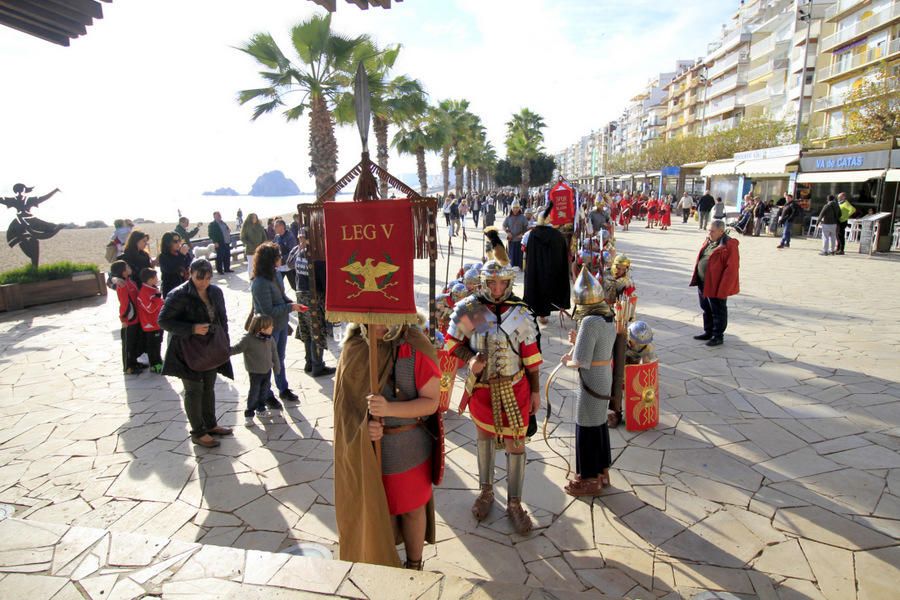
[29,194,344,227]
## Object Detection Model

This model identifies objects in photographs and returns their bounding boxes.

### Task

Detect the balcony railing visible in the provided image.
[817,37,900,81]
[747,57,789,82]
[821,3,900,52]
[743,87,770,106]
[705,94,744,118]
[706,116,740,132]
[707,72,748,99]
[825,0,869,23]
[707,49,750,79]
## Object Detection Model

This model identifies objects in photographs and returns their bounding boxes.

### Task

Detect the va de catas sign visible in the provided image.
[324,199,418,325]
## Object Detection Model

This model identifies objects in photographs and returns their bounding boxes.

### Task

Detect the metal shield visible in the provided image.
[624,360,659,432]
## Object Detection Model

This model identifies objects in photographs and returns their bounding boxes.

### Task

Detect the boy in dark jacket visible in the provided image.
[109,260,143,374]
[137,268,165,373]
[231,314,280,427]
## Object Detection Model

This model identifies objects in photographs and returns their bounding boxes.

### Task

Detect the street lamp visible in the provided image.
[698,66,710,136]
[795,0,813,143]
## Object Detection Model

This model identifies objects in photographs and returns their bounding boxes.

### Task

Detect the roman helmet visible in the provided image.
[613,253,631,273]
[463,267,481,290]
[510,199,521,211]
[479,259,516,302]
[435,292,452,317]
[537,202,554,226]
[628,320,654,346]
[573,265,605,306]
[449,282,469,304]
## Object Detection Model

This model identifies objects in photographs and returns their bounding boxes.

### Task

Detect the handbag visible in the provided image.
[181,324,229,372]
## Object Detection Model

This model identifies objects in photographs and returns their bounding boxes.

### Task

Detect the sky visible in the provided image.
[0,0,738,224]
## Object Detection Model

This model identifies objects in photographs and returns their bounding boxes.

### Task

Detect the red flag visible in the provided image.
[549,180,575,227]
[324,199,417,325]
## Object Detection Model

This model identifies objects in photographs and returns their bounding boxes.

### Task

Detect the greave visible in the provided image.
[507,452,526,499]
[477,439,495,488]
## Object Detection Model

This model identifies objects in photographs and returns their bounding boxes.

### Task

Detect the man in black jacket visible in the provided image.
[697,190,715,230]
[777,194,800,249]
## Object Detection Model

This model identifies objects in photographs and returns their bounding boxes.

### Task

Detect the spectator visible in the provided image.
[503,199,529,268]
[158,258,234,449]
[697,189,715,230]
[111,219,132,254]
[136,268,164,373]
[175,217,200,246]
[236,208,244,231]
[678,192,694,223]
[449,197,461,237]
[690,220,740,347]
[273,218,298,291]
[251,243,307,406]
[441,197,452,230]
[777,194,800,249]
[158,231,191,297]
[109,260,142,375]
[266,218,276,240]
[230,314,278,427]
[753,197,767,236]
[208,211,232,274]
[240,213,267,274]
[836,192,856,255]
[818,194,841,256]
[293,228,334,377]
[120,229,153,288]
[472,195,482,227]
[712,197,726,220]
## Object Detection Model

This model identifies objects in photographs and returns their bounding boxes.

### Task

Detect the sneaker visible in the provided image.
[244,416,256,427]
[279,389,300,402]
[819,251,828,256]
[266,396,283,410]
[256,409,272,419]
[150,363,163,374]
[311,366,336,378]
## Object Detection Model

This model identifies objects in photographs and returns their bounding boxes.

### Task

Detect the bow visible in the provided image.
[542,361,571,478]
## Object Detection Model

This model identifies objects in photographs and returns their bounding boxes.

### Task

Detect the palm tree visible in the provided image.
[505,108,546,198]
[335,43,427,197]
[236,14,370,199]
[392,107,434,196]
[429,99,477,198]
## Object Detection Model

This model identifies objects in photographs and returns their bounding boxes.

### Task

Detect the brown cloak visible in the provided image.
[333,326,438,567]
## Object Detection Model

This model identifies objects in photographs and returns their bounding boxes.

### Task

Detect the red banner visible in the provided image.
[624,361,659,431]
[549,181,575,227]
[324,200,417,325]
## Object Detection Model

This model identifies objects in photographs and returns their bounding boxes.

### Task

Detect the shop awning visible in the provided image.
[886,169,900,182]
[700,160,740,177]
[796,170,885,183]
[736,156,799,176]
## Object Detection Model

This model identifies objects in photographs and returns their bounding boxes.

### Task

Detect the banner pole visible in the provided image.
[369,325,382,468]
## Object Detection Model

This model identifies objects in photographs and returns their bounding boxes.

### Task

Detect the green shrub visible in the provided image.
[0,262,100,285]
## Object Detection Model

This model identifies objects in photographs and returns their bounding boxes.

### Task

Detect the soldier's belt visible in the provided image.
[474,369,525,388]
[591,359,612,366]
[383,418,426,435]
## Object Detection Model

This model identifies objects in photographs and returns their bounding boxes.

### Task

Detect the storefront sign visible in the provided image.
[800,150,890,172]
[661,166,680,176]
[734,144,800,162]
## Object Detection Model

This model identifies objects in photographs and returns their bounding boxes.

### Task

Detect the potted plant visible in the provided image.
[0,261,106,312]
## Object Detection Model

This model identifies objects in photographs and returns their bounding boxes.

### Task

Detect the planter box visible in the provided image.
[0,272,107,312]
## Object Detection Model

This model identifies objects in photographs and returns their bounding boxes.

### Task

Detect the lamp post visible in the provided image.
[795,0,813,143]
[699,66,710,136]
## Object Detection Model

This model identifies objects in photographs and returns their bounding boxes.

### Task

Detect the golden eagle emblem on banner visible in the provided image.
[341,254,400,300]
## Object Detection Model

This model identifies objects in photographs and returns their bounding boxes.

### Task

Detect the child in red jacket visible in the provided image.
[108,260,143,374]
[137,268,165,373]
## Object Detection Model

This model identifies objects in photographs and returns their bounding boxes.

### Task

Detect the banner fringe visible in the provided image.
[325,310,420,326]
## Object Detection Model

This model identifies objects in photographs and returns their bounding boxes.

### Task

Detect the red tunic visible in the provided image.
[660,203,672,227]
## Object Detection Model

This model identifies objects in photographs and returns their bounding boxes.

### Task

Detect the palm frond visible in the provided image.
[251,99,282,121]
[237,87,278,105]
[237,33,288,70]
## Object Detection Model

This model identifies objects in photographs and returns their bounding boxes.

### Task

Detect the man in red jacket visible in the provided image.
[690,220,739,347]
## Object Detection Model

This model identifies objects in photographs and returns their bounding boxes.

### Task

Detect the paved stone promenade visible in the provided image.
[0,218,898,599]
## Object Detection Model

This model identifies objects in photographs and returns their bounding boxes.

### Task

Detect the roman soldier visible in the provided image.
[524,203,571,325]
[444,260,542,534]
[626,320,657,364]
[604,253,635,303]
[560,266,618,496]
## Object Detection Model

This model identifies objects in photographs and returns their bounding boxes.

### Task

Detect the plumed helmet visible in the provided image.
[573,265,605,306]
[628,320,653,345]
[449,282,469,303]
[510,199,521,209]
[479,260,516,302]
[597,229,609,244]
[463,268,481,289]
[483,227,509,266]
[613,253,631,271]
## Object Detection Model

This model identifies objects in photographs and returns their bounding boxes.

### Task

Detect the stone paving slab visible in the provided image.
[1,219,899,597]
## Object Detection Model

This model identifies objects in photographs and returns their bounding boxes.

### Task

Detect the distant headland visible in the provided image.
[203,170,302,197]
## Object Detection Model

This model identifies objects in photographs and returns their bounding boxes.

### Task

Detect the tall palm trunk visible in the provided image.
[416,145,427,196]
[454,144,463,198]
[310,94,338,200]
[466,166,474,196]
[441,146,450,198]
[373,115,390,198]
[520,159,531,199]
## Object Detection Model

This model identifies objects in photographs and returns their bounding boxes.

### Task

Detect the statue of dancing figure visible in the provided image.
[2,183,63,267]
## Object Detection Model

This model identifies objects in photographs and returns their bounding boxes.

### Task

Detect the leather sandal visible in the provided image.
[208,426,233,436]
[507,497,533,534]
[471,486,494,521]
[191,434,220,448]
[565,477,603,497]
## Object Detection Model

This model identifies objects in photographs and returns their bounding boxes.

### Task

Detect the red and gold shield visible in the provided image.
[624,361,659,431]
[437,348,459,413]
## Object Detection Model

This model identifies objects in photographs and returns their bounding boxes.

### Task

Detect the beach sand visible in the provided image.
[0,222,244,274]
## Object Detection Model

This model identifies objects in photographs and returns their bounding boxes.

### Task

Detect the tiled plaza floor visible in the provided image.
[0,217,898,599]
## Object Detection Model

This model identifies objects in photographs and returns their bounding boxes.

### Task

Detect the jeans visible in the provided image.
[780,219,793,246]
[246,371,272,416]
[699,210,710,230]
[698,284,728,338]
[508,240,523,268]
[682,208,690,223]
[472,210,480,227]
[273,326,289,393]
[215,242,231,273]
[753,217,765,236]
[182,369,218,436]
[837,221,848,253]
[821,224,837,253]
[145,330,162,366]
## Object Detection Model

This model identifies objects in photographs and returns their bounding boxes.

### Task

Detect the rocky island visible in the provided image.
[249,170,301,196]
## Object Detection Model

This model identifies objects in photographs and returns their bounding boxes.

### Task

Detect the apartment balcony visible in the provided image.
[706,28,751,62]
[747,57,789,83]
[813,91,850,112]
[820,3,900,52]
[705,94,744,118]
[791,44,819,72]
[825,0,870,23]
[743,87,769,106]
[707,49,750,79]
[817,37,900,82]
[706,116,740,132]
[707,72,749,100]
[793,20,822,46]
[750,34,779,61]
